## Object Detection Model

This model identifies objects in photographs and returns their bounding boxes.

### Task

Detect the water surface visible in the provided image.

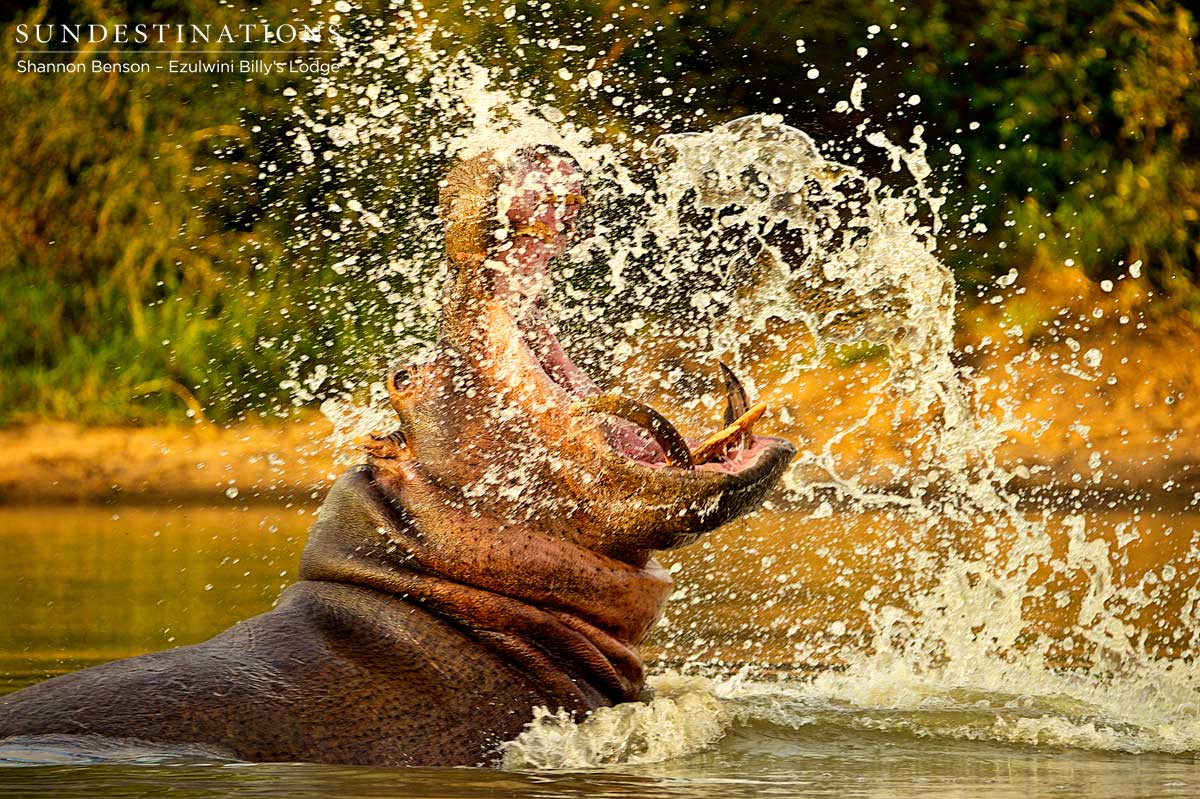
[1,504,1197,798]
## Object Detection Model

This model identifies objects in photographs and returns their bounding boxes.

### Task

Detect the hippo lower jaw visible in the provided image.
[529,296,795,472]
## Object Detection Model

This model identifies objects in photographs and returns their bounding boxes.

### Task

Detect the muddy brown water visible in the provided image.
[0,504,1198,797]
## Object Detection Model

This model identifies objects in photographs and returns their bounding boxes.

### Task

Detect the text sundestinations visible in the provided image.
[14,22,342,46]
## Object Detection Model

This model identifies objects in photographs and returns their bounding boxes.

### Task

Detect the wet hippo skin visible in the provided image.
[0,146,795,766]
[0,467,668,765]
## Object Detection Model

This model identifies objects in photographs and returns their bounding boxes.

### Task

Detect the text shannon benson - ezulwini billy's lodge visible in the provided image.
[15,58,338,75]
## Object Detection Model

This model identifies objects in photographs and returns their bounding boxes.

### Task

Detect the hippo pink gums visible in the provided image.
[0,145,795,766]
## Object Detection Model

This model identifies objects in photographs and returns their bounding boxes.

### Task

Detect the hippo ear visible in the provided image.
[439,152,503,266]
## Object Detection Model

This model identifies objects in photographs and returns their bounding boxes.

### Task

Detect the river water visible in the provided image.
[1,503,1197,797]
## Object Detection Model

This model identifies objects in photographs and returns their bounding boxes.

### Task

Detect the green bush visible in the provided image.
[2,0,1197,424]
[648,0,1200,297]
[0,1,368,423]
[866,0,1200,298]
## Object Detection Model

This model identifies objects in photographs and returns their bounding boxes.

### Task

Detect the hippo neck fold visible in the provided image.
[298,466,673,711]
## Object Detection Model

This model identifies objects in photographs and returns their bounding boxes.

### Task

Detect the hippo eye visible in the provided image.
[391,369,411,391]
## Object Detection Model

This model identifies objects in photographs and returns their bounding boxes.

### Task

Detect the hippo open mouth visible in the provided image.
[370,144,796,562]
[523,309,777,476]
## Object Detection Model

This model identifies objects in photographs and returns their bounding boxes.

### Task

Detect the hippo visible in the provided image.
[0,145,795,767]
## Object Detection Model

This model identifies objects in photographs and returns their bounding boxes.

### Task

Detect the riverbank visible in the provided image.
[2,300,1197,506]
[0,416,338,505]
[759,312,1200,503]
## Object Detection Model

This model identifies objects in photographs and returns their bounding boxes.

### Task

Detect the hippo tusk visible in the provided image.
[719,361,754,450]
[718,361,750,428]
[512,221,559,242]
[573,393,768,468]
[688,401,767,465]
[571,395,695,469]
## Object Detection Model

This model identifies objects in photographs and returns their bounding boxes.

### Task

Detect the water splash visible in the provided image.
[504,668,1200,768]
[277,0,1200,764]
[500,674,727,769]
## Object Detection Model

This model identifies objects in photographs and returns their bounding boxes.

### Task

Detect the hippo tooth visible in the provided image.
[689,401,767,465]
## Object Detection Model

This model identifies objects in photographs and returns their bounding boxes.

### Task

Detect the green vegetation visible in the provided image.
[865,0,1200,296]
[2,0,1197,424]
[588,1,1200,294]
[0,1,385,423]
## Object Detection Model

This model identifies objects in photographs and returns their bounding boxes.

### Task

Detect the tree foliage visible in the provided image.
[0,0,359,422]
[1,0,1197,423]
